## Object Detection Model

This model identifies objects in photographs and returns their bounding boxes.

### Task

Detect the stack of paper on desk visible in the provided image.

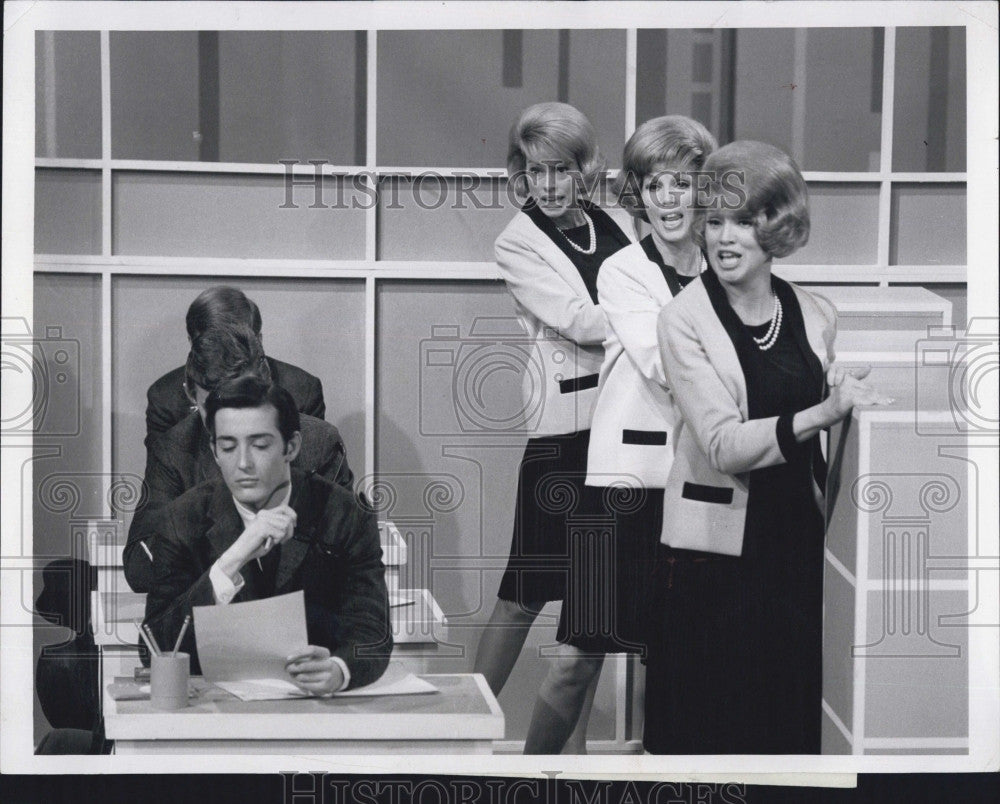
[332,661,437,698]
[213,678,310,701]
[192,591,437,701]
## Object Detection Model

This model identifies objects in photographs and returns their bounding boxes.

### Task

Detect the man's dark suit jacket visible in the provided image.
[143,470,392,690]
[125,413,354,593]
[145,357,325,447]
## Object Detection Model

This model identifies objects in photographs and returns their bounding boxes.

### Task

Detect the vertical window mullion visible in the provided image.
[625,28,637,139]
[100,31,113,516]
[100,31,112,258]
[877,27,896,282]
[364,274,377,484]
[365,29,378,486]
[366,29,378,263]
[101,271,113,519]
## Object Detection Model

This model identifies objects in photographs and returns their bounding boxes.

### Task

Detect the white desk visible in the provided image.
[821,358,972,755]
[104,672,503,755]
[809,285,952,363]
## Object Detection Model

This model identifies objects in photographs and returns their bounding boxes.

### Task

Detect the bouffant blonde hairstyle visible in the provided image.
[616,115,717,222]
[507,102,606,198]
[693,140,810,259]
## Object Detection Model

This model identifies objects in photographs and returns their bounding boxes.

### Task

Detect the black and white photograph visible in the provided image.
[2,0,998,791]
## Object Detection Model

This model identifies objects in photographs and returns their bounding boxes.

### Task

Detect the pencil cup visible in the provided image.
[150,652,190,710]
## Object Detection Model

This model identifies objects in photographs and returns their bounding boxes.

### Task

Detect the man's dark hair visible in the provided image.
[184,323,271,394]
[185,286,263,340]
[205,375,300,444]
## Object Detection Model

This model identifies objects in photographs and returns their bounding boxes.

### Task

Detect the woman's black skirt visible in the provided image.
[497,430,602,607]
[643,488,825,754]
[556,486,664,656]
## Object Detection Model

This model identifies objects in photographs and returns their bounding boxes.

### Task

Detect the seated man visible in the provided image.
[143,377,390,692]
[146,285,325,447]
[125,324,353,593]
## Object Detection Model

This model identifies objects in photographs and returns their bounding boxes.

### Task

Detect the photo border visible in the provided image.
[2,0,997,780]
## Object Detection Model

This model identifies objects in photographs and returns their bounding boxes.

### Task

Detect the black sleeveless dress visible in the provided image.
[644,273,826,754]
[497,201,631,606]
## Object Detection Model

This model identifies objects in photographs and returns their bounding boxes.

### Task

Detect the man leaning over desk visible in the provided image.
[125,324,353,594]
[143,376,391,693]
[146,285,326,447]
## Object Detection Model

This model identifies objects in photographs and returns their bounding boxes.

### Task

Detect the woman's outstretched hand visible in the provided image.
[827,363,870,387]
[824,364,894,421]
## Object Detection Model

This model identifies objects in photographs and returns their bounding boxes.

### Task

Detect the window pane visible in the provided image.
[35,31,102,159]
[110,32,200,161]
[217,32,365,165]
[890,184,966,265]
[636,29,733,145]
[377,30,627,168]
[32,272,103,569]
[378,177,516,261]
[112,171,367,259]
[376,279,617,739]
[31,273,102,443]
[35,169,102,254]
[732,28,883,172]
[893,28,966,172]
[110,32,365,164]
[774,183,880,265]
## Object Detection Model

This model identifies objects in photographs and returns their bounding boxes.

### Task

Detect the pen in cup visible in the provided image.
[172,614,192,657]
[143,624,162,657]
[136,620,161,657]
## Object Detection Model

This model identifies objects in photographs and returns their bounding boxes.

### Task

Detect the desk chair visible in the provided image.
[34,558,111,753]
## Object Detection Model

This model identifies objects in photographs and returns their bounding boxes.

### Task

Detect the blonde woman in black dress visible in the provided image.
[647,141,891,753]
[520,115,717,754]
[473,102,636,751]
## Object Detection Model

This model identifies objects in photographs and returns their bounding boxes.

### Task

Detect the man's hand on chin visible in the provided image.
[216,504,297,578]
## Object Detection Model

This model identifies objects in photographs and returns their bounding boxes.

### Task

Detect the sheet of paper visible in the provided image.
[333,662,438,698]
[215,663,438,700]
[213,678,309,701]
[210,664,437,701]
[192,595,438,701]
[193,590,310,693]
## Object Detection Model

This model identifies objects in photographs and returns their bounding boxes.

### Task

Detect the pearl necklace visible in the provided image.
[752,293,783,351]
[681,252,707,277]
[558,211,596,255]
